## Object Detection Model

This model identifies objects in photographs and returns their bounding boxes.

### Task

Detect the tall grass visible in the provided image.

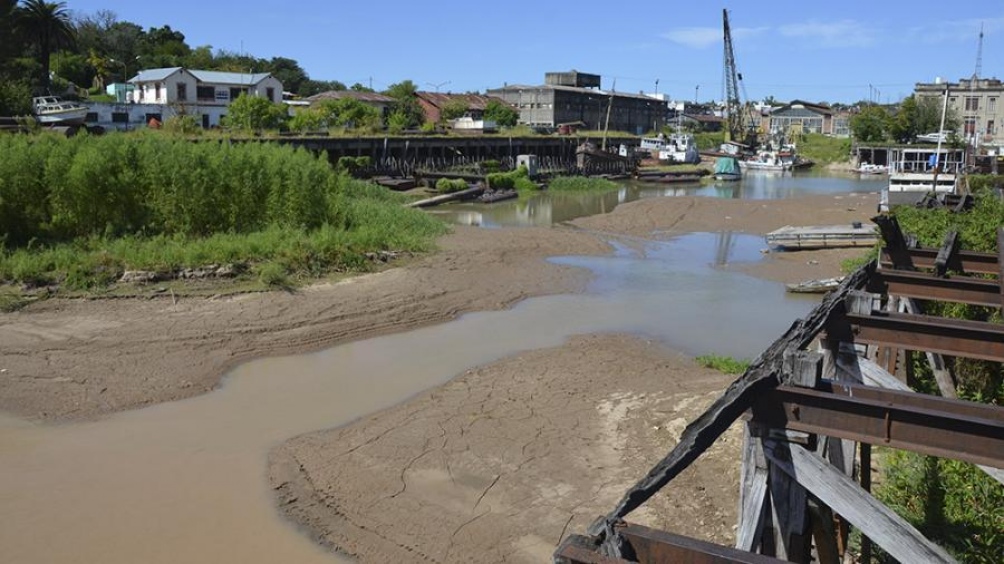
[0,132,448,289]
[547,176,619,192]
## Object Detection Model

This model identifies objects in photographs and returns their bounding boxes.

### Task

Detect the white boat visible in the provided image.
[657,133,701,164]
[713,156,741,181]
[856,163,888,175]
[32,96,89,126]
[879,146,965,212]
[739,149,794,172]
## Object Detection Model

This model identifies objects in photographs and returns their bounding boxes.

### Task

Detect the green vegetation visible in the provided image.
[796,133,851,165]
[850,96,961,144]
[547,176,619,191]
[486,166,535,191]
[435,178,468,193]
[693,131,726,151]
[695,354,750,374]
[868,186,1004,563]
[0,133,449,291]
[222,94,289,132]
[484,99,519,128]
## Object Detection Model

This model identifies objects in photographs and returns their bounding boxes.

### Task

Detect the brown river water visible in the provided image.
[0,199,857,562]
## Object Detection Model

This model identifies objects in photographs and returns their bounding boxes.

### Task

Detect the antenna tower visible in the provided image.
[974,23,984,79]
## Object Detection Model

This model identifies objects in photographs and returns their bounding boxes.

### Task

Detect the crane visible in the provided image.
[722,9,756,147]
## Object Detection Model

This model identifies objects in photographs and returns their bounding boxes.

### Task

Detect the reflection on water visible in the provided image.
[0,233,822,564]
[427,173,885,228]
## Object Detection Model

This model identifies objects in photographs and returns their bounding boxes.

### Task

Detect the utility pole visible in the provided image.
[695,84,699,104]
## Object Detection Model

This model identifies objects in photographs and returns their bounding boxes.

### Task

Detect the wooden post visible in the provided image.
[860,443,873,563]
[736,422,770,552]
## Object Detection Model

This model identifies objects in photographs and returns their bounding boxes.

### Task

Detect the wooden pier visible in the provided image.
[555,217,1004,564]
[765,223,878,250]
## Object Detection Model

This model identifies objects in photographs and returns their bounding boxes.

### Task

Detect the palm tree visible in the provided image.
[15,0,75,91]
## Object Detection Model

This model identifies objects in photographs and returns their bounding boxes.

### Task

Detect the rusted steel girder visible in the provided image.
[751,382,1004,468]
[880,248,999,275]
[872,269,1002,308]
[554,525,788,564]
[843,310,1004,363]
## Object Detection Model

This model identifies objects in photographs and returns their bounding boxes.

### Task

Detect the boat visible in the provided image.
[739,149,793,172]
[32,96,89,126]
[639,133,701,164]
[856,162,888,175]
[879,146,965,212]
[713,156,741,181]
[785,276,844,294]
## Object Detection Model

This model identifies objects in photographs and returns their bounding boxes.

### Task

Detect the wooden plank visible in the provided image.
[934,230,960,277]
[736,424,769,552]
[762,441,957,564]
[807,499,841,564]
[899,298,956,398]
[768,459,809,561]
[873,215,916,270]
[621,523,790,564]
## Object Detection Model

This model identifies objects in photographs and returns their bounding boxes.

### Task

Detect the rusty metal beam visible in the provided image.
[750,383,1004,468]
[620,523,789,564]
[881,248,999,275]
[873,270,1002,307]
[844,310,1004,363]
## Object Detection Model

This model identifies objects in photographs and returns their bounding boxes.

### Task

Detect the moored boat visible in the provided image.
[32,96,88,126]
[713,156,741,181]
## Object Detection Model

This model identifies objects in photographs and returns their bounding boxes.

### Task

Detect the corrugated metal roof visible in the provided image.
[188,69,273,86]
[131,67,182,82]
[415,92,501,110]
[307,90,395,103]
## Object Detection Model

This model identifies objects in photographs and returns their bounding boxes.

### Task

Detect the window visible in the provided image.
[196,86,214,101]
[229,87,247,100]
[965,96,979,111]
[964,116,977,135]
[266,87,275,102]
[989,97,998,113]
[176,83,187,101]
[215,89,229,102]
[155,83,162,101]
[85,112,98,123]
[112,112,129,123]
[988,120,995,135]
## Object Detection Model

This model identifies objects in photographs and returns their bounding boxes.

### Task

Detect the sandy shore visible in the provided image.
[0,191,878,562]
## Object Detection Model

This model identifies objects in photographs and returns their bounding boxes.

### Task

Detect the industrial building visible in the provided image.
[488,71,667,134]
[915,76,1004,146]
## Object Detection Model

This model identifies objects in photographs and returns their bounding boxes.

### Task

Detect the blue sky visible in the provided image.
[66,0,1004,104]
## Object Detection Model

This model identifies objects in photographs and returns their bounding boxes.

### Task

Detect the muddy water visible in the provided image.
[428,173,886,227]
[0,233,818,563]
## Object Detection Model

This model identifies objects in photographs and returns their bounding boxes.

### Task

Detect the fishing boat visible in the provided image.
[739,148,795,172]
[713,156,741,181]
[856,162,888,175]
[32,96,89,126]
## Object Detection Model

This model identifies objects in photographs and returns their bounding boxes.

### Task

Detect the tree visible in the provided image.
[1,0,18,69]
[484,99,518,127]
[383,79,424,129]
[886,95,919,143]
[439,98,468,121]
[266,56,306,94]
[850,105,888,143]
[315,97,380,129]
[299,79,346,97]
[224,93,288,131]
[15,0,75,90]
[350,82,373,92]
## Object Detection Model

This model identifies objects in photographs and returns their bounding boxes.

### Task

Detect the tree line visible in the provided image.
[0,0,373,114]
[849,96,961,144]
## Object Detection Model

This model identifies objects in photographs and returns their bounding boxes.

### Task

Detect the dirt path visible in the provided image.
[0,191,878,562]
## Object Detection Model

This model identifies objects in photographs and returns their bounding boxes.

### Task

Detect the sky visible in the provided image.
[64,0,1004,105]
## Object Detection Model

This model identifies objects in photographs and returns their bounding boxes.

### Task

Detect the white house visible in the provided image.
[126,67,284,127]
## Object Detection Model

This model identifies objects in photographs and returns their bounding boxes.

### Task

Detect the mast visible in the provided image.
[722,9,753,147]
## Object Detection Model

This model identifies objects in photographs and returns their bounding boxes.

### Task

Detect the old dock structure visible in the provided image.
[555,216,1004,564]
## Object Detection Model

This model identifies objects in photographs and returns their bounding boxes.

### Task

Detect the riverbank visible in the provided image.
[0,191,879,562]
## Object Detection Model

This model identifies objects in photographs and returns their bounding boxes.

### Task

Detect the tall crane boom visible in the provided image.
[722,9,753,146]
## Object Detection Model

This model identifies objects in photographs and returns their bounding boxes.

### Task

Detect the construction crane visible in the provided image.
[721,9,756,147]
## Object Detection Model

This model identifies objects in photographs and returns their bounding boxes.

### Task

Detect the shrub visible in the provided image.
[435,178,468,193]
[695,354,750,374]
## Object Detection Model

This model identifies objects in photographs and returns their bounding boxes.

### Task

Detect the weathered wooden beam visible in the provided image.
[934,230,960,277]
[807,499,841,564]
[750,382,1004,469]
[762,441,957,564]
[899,297,956,398]
[767,458,810,562]
[736,424,769,552]
[620,523,791,564]
[873,215,916,270]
